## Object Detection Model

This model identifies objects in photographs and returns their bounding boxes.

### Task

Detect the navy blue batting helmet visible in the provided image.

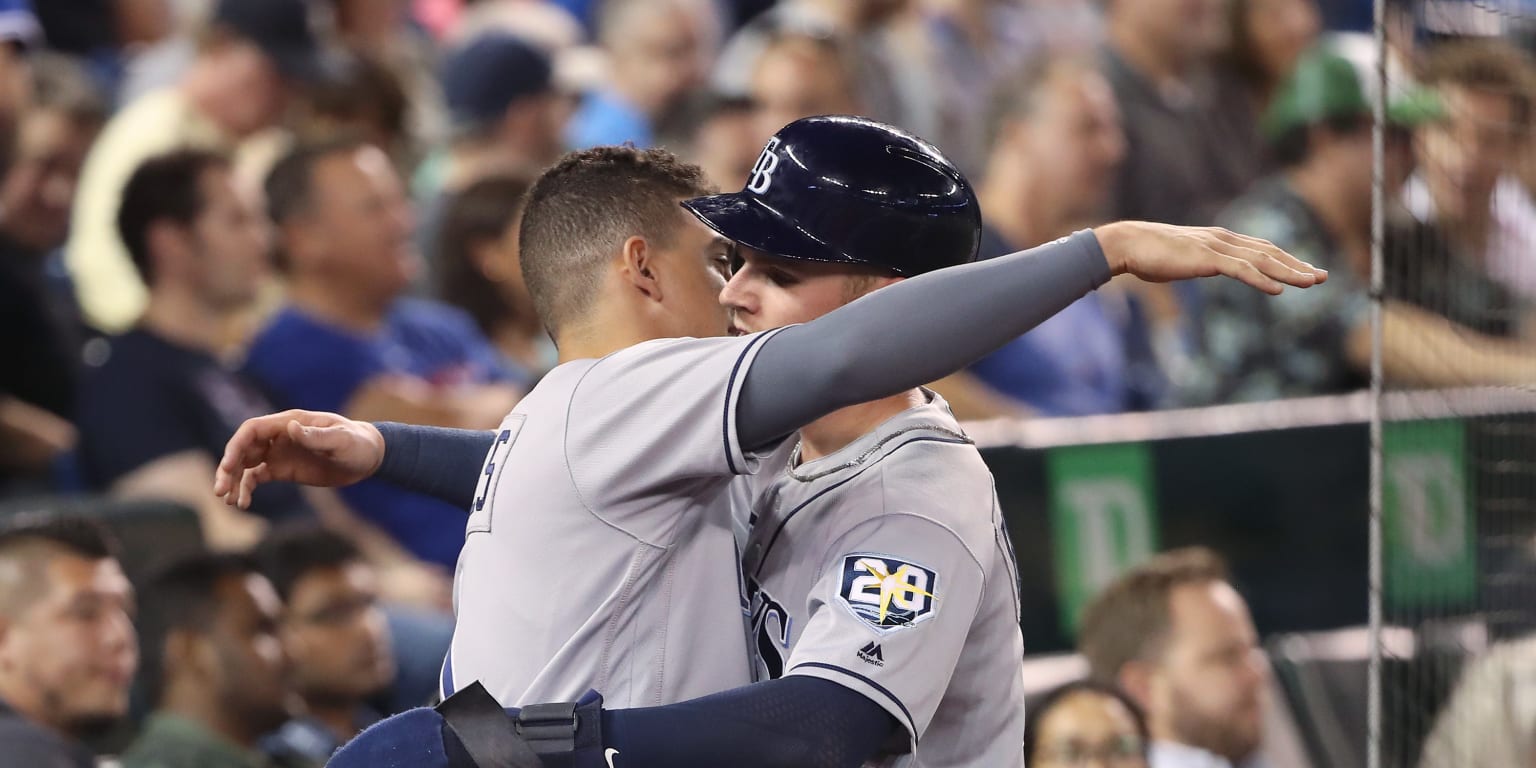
[682,115,982,277]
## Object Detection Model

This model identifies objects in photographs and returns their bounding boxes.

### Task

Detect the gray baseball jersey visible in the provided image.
[741,391,1026,767]
[446,330,786,707]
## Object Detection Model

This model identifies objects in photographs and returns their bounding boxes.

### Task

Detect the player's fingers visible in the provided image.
[1215,239,1316,287]
[238,462,273,510]
[1214,229,1327,283]
[1217,254,1285,295]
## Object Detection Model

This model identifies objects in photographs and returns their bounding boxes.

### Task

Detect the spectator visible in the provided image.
[951,53,1163,417]
[1189,43,1536,404]
[0,55,105,492]
[0,517,136,768]
[76,150,294,551]
[919,0,1103,177]
[246,138,524,570]
[1101,0,1252,227]
[1403,39,1536,302]
[749,31,862,147]
[1025,680,1151,768]
[123,552,306,768]
[1211,0,1322,178]
[0,0,39,176]
[1417,635,1536,768]
[415,32,566,264]
[567,0,712,149]
[437,33,565,187]
[296,49,413,167]
[686,93,759,191]
[1077,547,1268,768]
[435,173,550,380]
[64,0,337,334]
[323,0,446,162]
[713,0,935,141]
[254,526,394,765]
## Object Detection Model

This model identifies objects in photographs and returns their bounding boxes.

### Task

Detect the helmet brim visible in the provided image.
[681,192,896,273]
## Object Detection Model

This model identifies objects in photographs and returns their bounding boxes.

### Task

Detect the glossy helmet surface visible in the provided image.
[682,115,982,277]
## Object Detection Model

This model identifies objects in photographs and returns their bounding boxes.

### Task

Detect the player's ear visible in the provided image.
[1116,659,1156,711]
[619,234,663,303]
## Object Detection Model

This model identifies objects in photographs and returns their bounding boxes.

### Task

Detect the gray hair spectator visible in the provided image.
[933,52,1160,419]
[245,137,524,573]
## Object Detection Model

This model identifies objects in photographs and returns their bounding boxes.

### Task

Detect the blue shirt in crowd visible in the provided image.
[567,88,653,149]
[967,227,1161,416]
[243,298,526,568]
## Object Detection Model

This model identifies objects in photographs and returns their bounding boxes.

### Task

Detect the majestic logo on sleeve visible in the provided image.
[838,554,939,631]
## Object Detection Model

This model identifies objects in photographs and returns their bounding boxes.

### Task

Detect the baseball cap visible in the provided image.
[1263,42,1445,140]
[212,0,337,83]
[0,0,40,49]
[441,33,554,136]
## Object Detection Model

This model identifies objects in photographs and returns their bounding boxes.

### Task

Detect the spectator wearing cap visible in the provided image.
[0,517,136,768]
[438,33,565,191]
[0,56,105,495]
[64,0,338,334]
[567,0,710,149]
[1186,40,1536,405]
[414,32,566,267]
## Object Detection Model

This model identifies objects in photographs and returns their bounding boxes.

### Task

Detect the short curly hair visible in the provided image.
[518,146,715,335]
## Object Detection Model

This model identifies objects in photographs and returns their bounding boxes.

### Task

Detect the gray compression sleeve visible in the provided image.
[736,230,1111,450]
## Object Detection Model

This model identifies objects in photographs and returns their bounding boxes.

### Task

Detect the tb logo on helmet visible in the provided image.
[747,137,781,194]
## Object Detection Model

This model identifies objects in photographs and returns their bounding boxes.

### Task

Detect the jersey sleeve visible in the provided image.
[783,513,987,748]
[564,330,788,514]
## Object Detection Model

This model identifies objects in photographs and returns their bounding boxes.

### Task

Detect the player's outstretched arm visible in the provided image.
[735,223,1327,450]
[215,412,496,510]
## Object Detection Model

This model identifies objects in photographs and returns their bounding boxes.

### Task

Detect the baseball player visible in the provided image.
[219,118,1323,766]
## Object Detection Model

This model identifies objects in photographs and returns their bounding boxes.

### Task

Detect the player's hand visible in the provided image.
[1094,222,1328,295]
[214,409,386,510]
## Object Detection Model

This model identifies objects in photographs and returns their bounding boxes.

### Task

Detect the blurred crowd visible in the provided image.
[0,0,1534,765]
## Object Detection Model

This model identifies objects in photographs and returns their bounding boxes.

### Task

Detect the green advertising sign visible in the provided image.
[1047,442,1158,636]
[1382,419,1475,610]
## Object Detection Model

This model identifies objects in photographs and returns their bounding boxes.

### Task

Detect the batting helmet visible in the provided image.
[682,115,982,277]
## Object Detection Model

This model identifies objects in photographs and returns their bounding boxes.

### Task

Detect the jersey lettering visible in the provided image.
[467,415,526,534]
[747,576,791,680]
[746,137,781,194]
